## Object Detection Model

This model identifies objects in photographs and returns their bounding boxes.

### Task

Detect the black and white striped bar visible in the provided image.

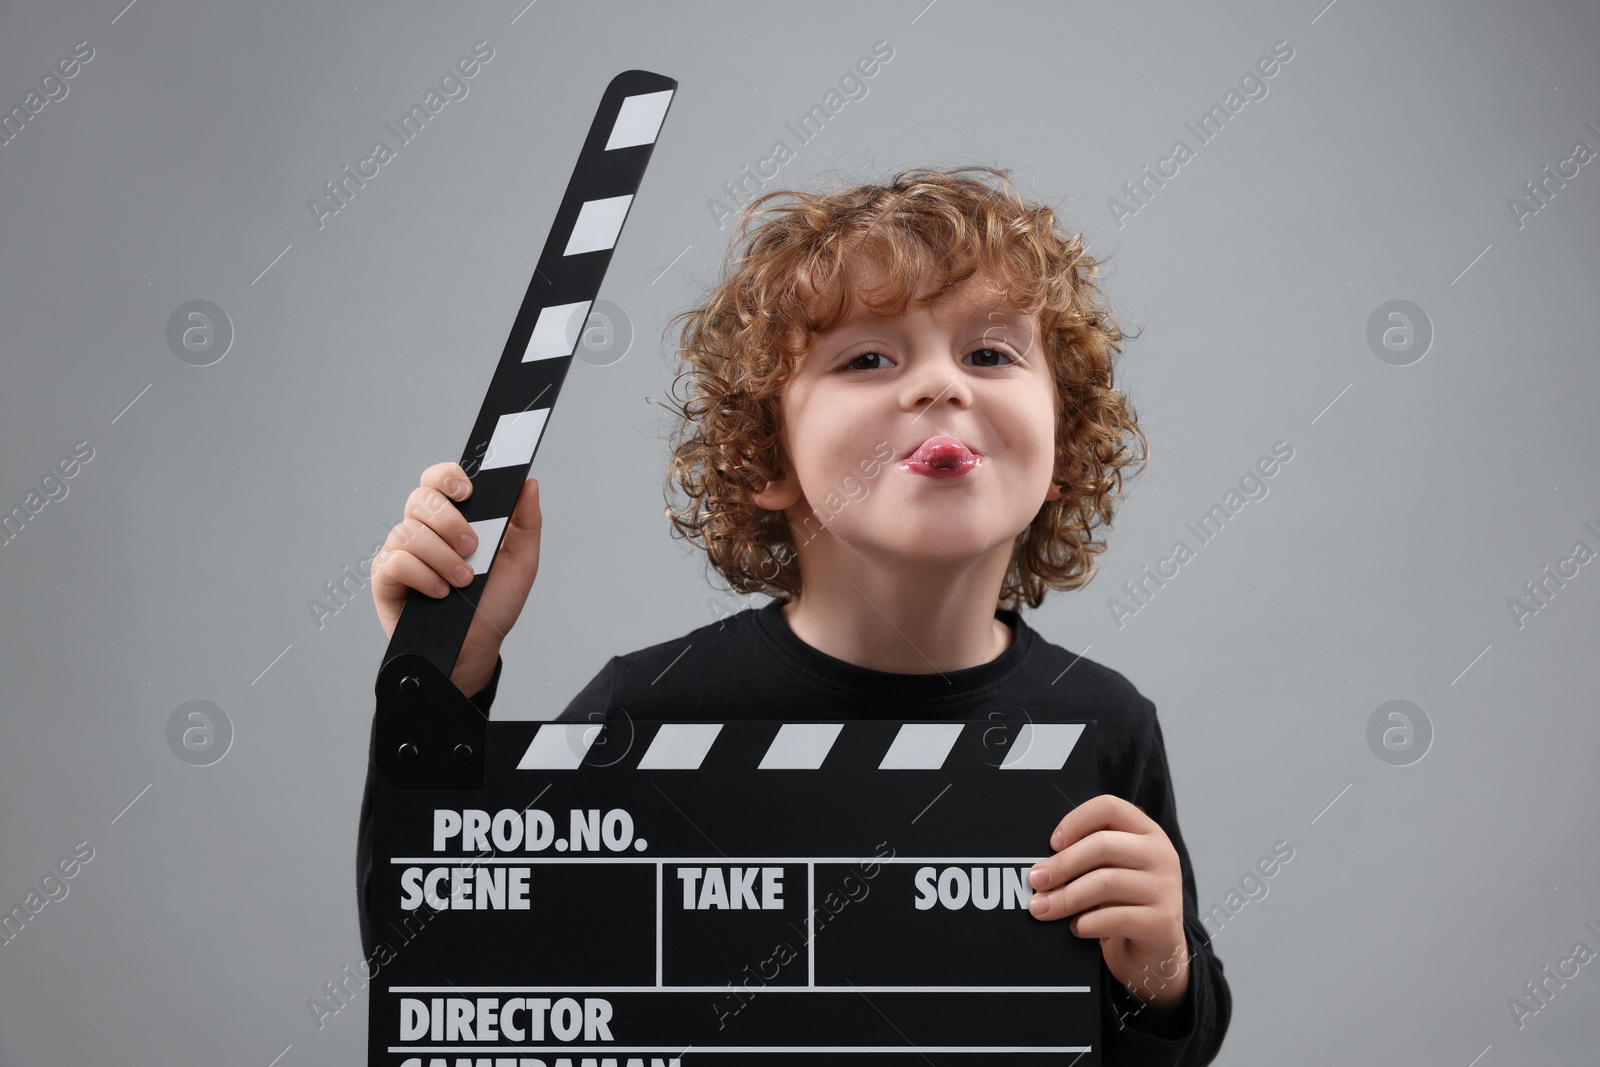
[382,71,676,682]
[366,717,1103,1065]
[517,720,1088,771]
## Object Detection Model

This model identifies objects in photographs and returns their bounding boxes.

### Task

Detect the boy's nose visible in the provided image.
[902,356,972,408]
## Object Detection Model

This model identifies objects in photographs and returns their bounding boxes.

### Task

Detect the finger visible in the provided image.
[402,485,479,559]
[383,519,476,591]
[1064,904,1156,941]
[373,544,454,599]
[421,461,473,501]
[513,476,540,526]
[1028,867,1155,921]
[1049,794,1150,852]
[1030,829,1150,890]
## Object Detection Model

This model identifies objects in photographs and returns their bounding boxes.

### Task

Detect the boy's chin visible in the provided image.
[854,526,1017,569]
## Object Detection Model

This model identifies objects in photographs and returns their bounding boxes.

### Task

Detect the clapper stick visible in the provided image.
[375,70,677,789]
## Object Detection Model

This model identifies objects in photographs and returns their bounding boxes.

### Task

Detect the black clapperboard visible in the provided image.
[367,70,1103,1067]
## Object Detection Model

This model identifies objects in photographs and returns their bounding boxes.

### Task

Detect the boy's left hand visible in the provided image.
[1027,794,1191,1010]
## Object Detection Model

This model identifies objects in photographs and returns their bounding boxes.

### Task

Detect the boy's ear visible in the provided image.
[745,449,802,511]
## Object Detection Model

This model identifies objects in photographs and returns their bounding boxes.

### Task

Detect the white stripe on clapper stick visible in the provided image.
[637,723,725,769]
[759,723,845,769]
[517,723,602,770]
[565,196,633,256]
[999,723,1086,769]
[523,301,592,362]
[605,89,673,150]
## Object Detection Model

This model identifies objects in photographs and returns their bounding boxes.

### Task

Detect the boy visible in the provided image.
[359,166,1230,1064]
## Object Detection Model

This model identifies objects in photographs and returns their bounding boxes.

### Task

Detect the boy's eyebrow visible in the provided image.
[828,301,1031,331]
[972,304,1031,326]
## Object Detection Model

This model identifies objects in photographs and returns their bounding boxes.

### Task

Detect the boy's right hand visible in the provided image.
[371,462,542,697]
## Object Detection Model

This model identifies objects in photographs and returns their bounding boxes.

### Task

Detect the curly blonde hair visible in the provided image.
[655,165,1147,612]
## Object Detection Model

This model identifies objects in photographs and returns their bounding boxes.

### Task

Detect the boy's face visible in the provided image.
[753,265,1064,571]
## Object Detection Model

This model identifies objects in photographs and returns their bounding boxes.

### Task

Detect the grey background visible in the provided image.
[1,0,1597,1063]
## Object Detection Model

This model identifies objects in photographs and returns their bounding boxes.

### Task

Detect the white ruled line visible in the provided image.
[392,1046,1093,1054]
[808,861,816,986]
[388,855,1047,864]
[389,985,1089,993]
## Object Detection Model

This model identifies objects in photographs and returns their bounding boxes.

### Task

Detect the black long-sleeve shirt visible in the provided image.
[356,598,1231,1065]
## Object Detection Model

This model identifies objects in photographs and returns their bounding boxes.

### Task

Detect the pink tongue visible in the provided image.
[921,439,967,466]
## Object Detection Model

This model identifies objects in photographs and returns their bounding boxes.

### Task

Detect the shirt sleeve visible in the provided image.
[554,655,618,722]
[465,652,505,715]
[1099,708,1233,1066]
[354,654,505,960]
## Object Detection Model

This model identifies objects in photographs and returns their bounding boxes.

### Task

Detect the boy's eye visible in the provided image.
[842,351,890,372]
[967,347,1020,368]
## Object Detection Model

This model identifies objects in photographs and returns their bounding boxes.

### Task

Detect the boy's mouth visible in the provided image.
[900,434,981,477]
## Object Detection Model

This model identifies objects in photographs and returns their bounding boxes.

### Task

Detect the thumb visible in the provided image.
[493,477,542,559]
